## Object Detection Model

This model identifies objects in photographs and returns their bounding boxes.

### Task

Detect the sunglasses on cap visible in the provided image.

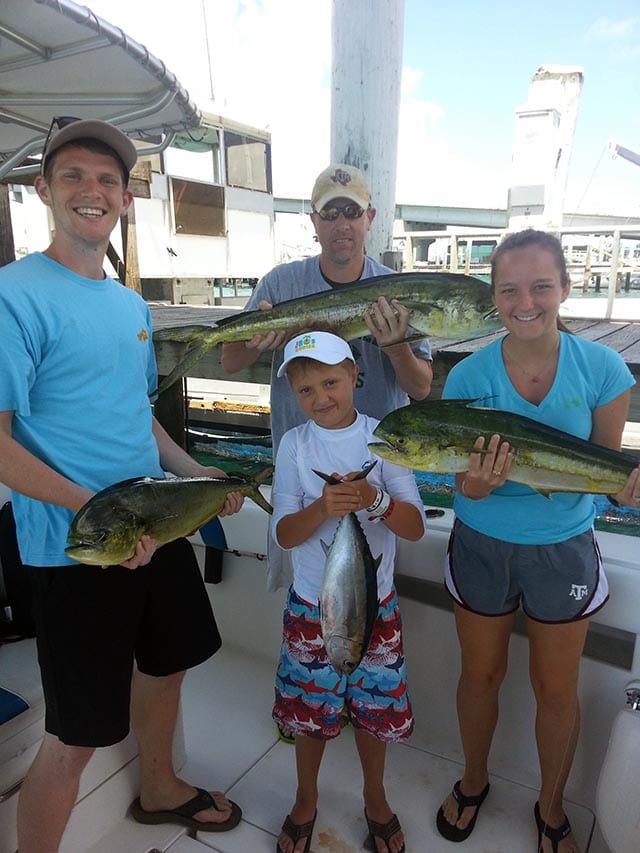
[316,202,366,221]
[40,116,81,174]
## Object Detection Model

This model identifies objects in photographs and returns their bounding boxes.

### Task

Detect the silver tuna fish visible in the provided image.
[315,464,381,677]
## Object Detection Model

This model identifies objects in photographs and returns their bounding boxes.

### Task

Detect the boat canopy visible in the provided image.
[0,0,201,180]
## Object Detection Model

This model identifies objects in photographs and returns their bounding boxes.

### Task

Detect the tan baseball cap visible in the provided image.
[42,118,138,174]
[311,163,371,212]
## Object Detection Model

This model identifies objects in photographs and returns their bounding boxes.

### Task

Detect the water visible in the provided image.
[190,433,640,537]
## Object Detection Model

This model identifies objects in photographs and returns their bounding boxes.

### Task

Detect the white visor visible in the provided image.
[277,331,354,378]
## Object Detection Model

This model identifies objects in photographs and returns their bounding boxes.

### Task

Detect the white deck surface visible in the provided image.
[86,645,597,853]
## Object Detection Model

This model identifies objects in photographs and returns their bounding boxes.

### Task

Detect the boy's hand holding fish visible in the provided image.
[317,469,377,518]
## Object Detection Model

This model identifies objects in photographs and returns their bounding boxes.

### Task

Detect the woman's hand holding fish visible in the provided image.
[460,433,513,500]
[611,464,640,507]
[364,297,409,345]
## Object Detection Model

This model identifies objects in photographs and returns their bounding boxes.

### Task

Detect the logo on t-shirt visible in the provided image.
[137,329,148,342]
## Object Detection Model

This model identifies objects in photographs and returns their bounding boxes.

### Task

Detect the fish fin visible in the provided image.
[313,468,341,486]
[152,324,212,342]
[314,462,376,485]
[352,460,377,481]
[374,554,383,571]
[531,487,553,499]
[250,487,274,514]
[155,344,211,395]
[252,464,275,486]
[320,539,330,557]
[379,332,430,350]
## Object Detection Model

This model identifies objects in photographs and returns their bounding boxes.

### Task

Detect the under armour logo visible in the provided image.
[569,584,588,601]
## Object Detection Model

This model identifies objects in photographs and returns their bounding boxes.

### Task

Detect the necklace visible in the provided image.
[502,339,559,384]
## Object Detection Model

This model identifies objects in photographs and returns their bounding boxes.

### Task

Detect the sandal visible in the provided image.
[276,810,317,853]
[276,722,295,744]
[364,810,405,853]
[130,787,242,832]
[436,779,490,842]
[534,801,572,852]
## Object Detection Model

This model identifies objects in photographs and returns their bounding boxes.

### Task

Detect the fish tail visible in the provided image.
[155,343,213,396]
[249,486,273,514]
[252,464,275,486]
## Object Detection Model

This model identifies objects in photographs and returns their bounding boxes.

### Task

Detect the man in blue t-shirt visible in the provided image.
[0,119,244,852]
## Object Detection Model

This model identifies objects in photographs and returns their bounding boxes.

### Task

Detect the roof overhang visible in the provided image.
[0,0,201,180]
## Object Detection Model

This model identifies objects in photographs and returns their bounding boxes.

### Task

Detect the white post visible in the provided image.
[330,0,404,265]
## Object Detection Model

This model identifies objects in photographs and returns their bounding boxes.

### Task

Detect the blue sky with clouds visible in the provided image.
[85,0,640,216]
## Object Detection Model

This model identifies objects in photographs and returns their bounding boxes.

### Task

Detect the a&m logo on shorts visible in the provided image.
[569,584,588,601]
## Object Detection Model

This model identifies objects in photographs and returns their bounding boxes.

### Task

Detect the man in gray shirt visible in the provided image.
[222,163,432,594]
[222,163,432,452]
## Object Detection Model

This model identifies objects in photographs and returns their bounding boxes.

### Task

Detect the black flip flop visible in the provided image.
[130,786,242,832]
[436,779,490,842]
[534,801,573,852]
[364,810,405,852]
[276,810,317,853]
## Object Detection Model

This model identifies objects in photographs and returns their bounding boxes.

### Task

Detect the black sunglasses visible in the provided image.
[316,202,366,221]
[40,116,81,174]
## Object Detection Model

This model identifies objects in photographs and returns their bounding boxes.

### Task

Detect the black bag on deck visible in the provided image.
[0,501,35,642]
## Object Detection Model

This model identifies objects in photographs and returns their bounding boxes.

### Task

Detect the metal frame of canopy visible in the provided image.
[0,0,201,180]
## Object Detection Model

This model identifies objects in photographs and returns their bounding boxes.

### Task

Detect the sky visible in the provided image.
[84,0,640,217]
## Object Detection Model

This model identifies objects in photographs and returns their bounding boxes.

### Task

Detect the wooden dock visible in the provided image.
[150,304,640,436]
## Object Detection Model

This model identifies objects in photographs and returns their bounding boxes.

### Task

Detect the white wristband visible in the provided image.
[367,490,391,518]
[366,488,383,513]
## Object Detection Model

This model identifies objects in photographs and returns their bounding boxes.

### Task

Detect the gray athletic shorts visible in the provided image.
[444,519,609,623]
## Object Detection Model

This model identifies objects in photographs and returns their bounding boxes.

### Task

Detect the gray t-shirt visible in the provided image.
[244,254,432,451]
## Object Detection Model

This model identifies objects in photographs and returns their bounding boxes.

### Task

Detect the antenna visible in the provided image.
[609,140,640,168]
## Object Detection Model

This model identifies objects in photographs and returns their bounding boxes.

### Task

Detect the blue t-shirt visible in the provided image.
[0,253,163,565]
[442,332,635,544]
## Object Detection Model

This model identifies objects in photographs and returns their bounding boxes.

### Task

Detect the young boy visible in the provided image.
[271,330,425,853]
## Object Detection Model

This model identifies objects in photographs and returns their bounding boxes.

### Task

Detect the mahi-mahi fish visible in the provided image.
[369,399,639,497]
[66,466,273,566]
[152,271,501,395]
[315,463,381,677]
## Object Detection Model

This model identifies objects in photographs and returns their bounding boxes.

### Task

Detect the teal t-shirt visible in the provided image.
[442,332,635,544]
[0,253,163,564]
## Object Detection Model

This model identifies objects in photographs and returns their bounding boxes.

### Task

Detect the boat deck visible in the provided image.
[82,644,597,853]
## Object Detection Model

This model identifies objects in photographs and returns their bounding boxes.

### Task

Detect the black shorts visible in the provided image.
[27,537,221,747]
